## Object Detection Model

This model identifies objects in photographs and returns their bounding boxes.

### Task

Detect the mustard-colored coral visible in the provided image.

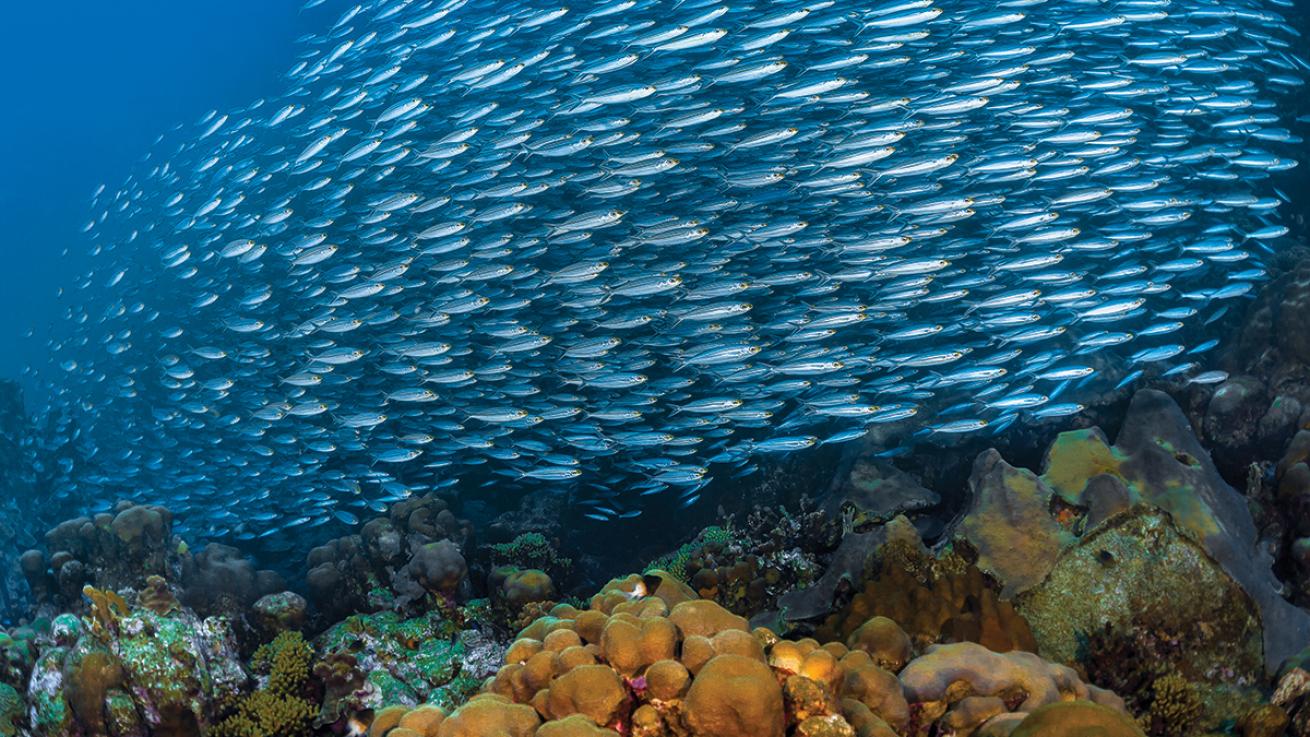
[251,631,312,698]
[1011,700,1146,737]
[1142,672,1202,737]
[82,585,128,640]
[817,543,1036,654]
[210,690,315,737]
[214,632,314,737]
[139,575,179,616]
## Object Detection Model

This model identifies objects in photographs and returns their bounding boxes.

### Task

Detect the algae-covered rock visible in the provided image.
[959,389,1310,676]
[958,450,1074,598]
[0,682,24,736]
[1017,510,1264,729]
[316,609,496,721]
[27,604,244,737]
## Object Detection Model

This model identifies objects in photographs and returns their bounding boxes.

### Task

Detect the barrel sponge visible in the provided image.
[683,654,785,737]
[435,694,540,737]
[1010,701,1146,737]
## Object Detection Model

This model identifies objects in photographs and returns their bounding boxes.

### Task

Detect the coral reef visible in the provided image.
[3,385,1308,736]
[667,501,841,620]
[18,501,285,641]
[759,467,940,630]
[489,567,558,629]
[313,606,498,727]
[213,631,316,737]
[487,534,573,587]
[1024,511,1265,728]
[180,544,285,621]
[21,503,181,613]
[28,589,246,737]
[435,577,1128,737]
[954,390,1310,678]
[647,498,844,628]
[305,494,471,622]
[816,518,1037,654]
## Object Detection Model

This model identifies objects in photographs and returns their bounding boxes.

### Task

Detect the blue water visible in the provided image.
[0,1,345,397]
[3,0,1306,568]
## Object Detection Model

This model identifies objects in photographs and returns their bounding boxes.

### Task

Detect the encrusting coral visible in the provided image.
[28,589,247,737]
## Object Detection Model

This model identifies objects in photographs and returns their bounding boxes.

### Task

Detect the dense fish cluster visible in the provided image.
[31,0,1305,538]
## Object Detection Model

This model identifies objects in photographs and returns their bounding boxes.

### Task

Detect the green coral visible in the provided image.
[317,609,471,716]
[491,533,571,569]
[0,683,23,736]
[211,691,315,737]
[115,610,215,711]
[648,526,733,581]
[0,626,39,690]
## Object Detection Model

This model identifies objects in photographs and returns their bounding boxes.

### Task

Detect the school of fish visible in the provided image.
[28,0,1307,540]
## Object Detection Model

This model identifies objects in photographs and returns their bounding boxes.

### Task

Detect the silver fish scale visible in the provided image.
[40,0,1304,535]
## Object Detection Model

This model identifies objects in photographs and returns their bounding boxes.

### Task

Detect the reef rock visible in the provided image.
[314,607,495,725]
[28,596,245,737]
[305,494,470,622]
[956,389,1310,676]
[21,502,182,614]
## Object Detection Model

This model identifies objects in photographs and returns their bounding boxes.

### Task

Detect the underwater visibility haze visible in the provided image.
[2,0,1310,734]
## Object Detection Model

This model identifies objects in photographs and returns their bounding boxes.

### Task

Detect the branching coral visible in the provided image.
[214,632,315,737]
[251,631,312,699]
[210,690,316,737]
[1141,672,1203,737]
[82,585,128,641]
